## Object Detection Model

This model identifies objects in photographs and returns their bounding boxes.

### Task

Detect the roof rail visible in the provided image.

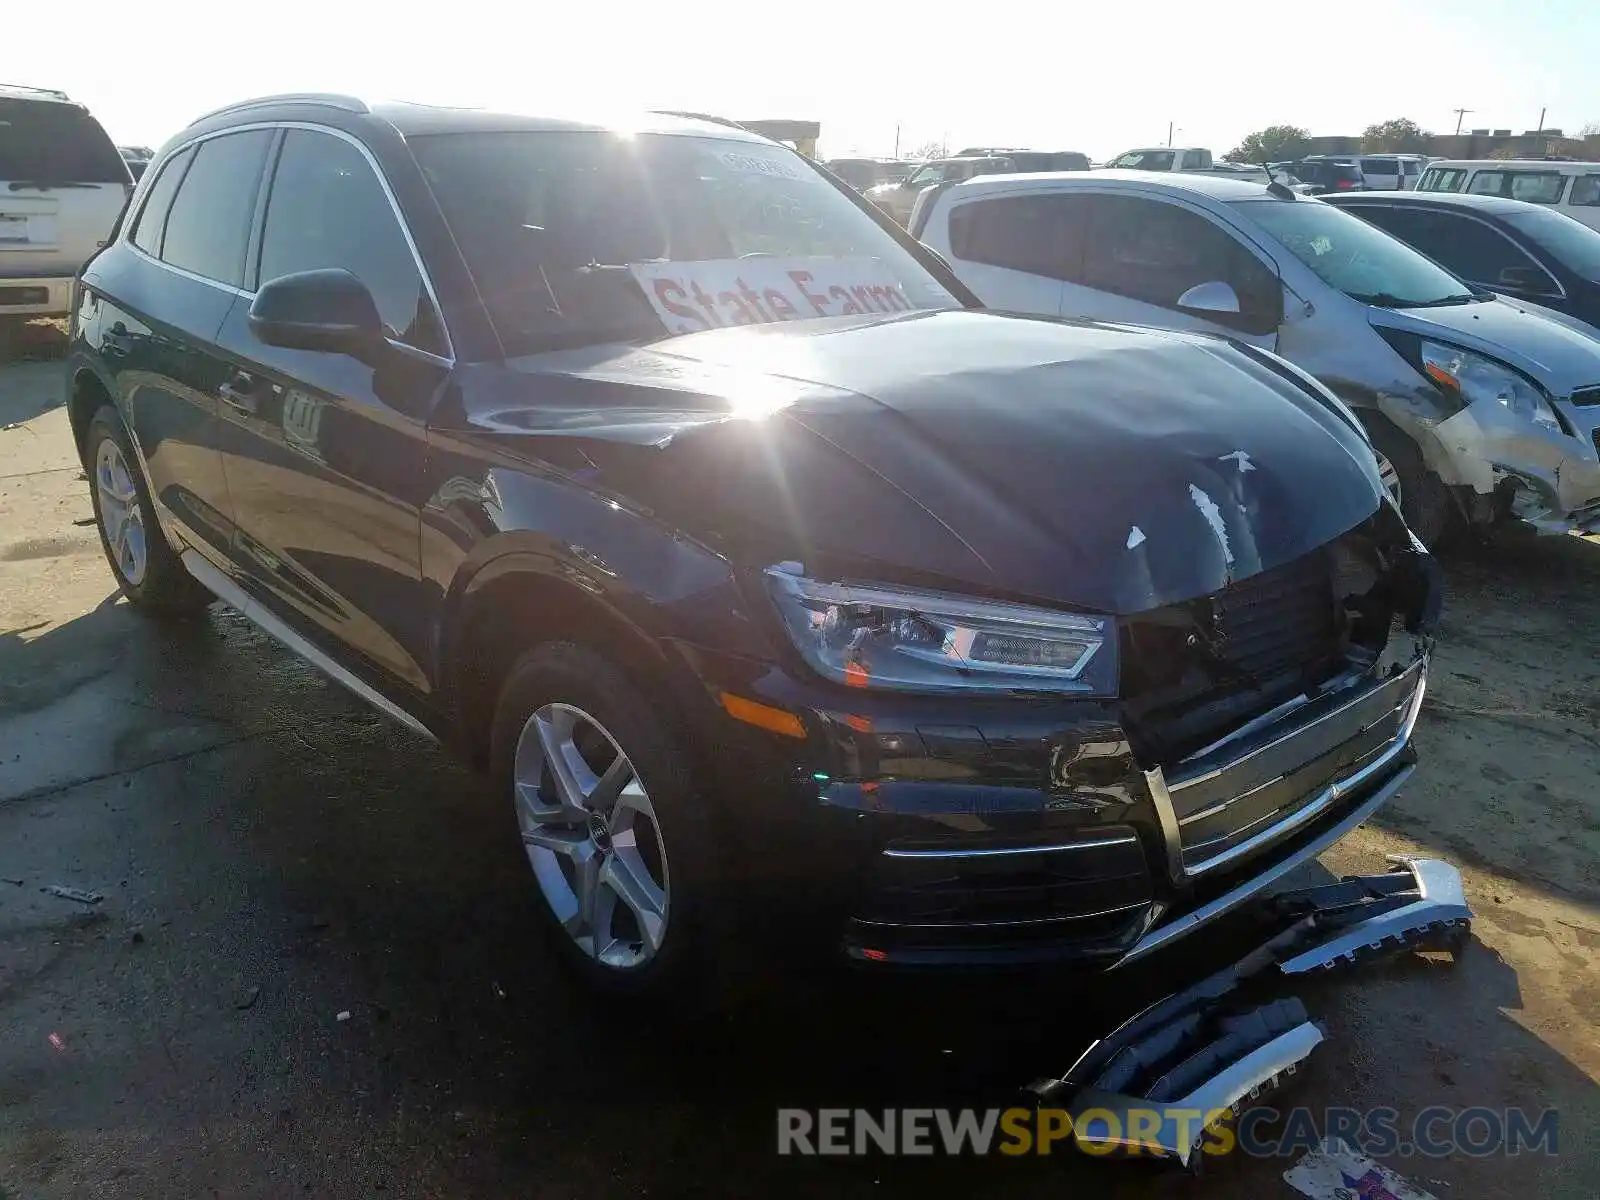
[0,82,73,101]
[187,93,370,126]
[650,109,748,132]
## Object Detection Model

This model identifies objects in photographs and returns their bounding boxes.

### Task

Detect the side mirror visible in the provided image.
[249,269,382,356]
[1176,281,1242,315]
[1498,265,1548,293]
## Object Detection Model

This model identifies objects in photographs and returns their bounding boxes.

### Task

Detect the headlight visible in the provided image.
[764,566,1118,696]
[1420,341,1560,431]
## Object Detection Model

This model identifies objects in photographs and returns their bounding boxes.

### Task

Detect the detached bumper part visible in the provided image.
[1029,857,1472,1169]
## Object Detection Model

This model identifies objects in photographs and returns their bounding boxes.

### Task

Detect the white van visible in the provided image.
[1416,159,1600,232]
[0,85,131,335]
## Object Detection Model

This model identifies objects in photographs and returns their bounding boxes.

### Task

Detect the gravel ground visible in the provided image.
[2,333,1596,1198]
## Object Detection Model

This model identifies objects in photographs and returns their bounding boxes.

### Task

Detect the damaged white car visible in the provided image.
[916,172,1600,545]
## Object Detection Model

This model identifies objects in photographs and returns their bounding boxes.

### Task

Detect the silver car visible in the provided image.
[918,170,1600,544]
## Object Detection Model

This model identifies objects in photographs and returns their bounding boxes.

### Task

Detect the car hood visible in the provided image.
[1367,294,1600,394]
[475,310,1387,615]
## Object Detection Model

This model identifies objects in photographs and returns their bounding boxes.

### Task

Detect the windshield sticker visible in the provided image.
[1310,235,1334,256]
[631,257,917,334]
[718,152,801,179]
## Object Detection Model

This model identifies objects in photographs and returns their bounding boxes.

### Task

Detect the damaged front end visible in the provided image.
[1028,857,1472,1170]
[1370,328,1600,536]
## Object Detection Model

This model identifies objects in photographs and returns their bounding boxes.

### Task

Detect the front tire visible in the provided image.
[489,642,714,1001]
[1364,418,1454,549]
[85,405,211,615]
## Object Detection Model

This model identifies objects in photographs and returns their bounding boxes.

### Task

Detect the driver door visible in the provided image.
[1063,194,1283,349]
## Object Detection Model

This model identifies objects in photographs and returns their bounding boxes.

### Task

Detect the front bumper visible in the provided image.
[684,639,1429,972]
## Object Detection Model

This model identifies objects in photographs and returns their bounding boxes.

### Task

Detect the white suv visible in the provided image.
[0,85,130,335]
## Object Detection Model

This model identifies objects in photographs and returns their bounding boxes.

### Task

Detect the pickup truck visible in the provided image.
[1104,146,1270,183]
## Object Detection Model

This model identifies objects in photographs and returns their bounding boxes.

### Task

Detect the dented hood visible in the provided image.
[480,310,1387,614]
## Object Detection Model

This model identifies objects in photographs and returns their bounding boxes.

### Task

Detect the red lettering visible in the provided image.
[789,271,832,317]
[689,281,723,327]
[763,289,799,320]
[716,290,760,325]
[735,279,772,322]
[653,280,708,331]
[851,284,880,313]
[830,285,863,316]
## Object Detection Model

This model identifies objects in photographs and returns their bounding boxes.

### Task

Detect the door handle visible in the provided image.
[218,371,260,414]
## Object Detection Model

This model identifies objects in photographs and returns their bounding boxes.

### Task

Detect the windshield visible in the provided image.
[1504,209,1600,280]
[1233,198,1479,307]
[0,98,129,184]
[1110,150,1174,170]
[410,131,961,354]
[906,162,950,187]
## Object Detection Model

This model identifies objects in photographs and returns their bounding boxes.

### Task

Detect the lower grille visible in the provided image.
[1121,549,1343,765]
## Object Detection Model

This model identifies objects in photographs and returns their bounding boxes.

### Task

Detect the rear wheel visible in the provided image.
[85,405,211,615]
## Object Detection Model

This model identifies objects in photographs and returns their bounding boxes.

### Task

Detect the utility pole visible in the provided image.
[1536,106,1546,132]
[893,122,901,157]
[1452,107,1473,136]
[1167,121,1174,148]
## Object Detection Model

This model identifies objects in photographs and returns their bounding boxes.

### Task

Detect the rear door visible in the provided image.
[0,94,131,312]
[1065,193,1283,348]
[90,129,273,562]
[939,192,1090,315]
[212,126,451,694]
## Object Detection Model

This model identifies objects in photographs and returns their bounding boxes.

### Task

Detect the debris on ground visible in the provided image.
[234,986,262,1011]
[336,1010,352,1022]
[42,884,104,905]
[1284,1139,1439,1200]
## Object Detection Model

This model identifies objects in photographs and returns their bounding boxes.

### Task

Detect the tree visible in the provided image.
[909,139,948,160]
[1581,121,1600,138]
[1363,118,1429,152]
[1225,125,1311,165]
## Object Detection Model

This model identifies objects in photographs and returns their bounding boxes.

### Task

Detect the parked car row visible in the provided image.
[864,149,1092,224]
[1417,159,1600,232]
[915,169,1600,545]
[1,84,131,333]
[69,96,1439,1000]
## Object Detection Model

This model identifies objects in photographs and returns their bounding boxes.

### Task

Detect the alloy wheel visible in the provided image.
[1374,449,1402,507]
[95,437,148,586]
[513,702,669,970]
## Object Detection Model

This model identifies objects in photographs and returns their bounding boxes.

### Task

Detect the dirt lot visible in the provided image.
[2,332,1596,1198]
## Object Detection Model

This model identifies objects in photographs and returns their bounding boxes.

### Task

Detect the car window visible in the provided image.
[1360,207,1556,292]
[1466,170,1565,204]
[1503,209,1600,280]
[1569,175,1600,207]
[129,147,193,257]
[159,130,272,287]
[906,163,949,187]
[1418,168,1466,193]
[258,129,445,355]
[1361,158,1396,175]
[947,194,1091,280]
[409,131,961,354]
[1109,150,1175,171]
[1235,198,1476,307]
[1083,196,1280,331]
[0,97,129,184]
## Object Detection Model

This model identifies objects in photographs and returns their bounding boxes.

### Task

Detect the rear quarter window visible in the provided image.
[0,97,129,184]
[129,148,193,256]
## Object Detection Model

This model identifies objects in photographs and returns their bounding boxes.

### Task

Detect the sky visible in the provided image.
[10,0,1600,160]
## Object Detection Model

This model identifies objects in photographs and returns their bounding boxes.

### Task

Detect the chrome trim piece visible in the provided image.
[180,549,437,742]
[1277,857,1471,975]
[882,836,1138,860]
[852,900,1149,931]
[1068,1021,1325,1166]
[127,242,254,299]
[1113,762,1416,968]
[1166,659,1423,794]
[1180,670,1425,878]
[121,119,456,364]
